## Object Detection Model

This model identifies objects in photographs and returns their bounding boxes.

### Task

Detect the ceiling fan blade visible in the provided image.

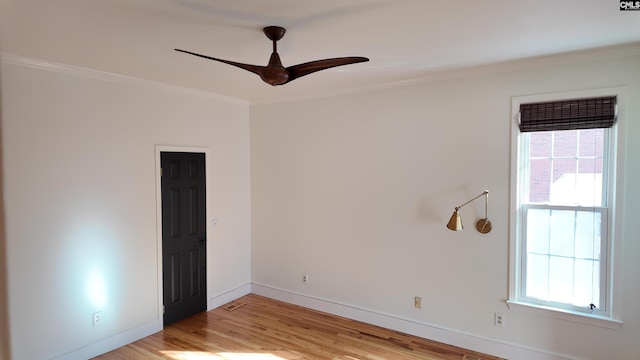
[285,57,369,84]
[175,49,266,77]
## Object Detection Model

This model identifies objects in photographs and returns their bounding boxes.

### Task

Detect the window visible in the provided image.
[509,90,624,327]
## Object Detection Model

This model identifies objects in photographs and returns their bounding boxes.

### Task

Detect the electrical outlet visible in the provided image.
[494,312,505,327]
[302,275,309,284]
[414,296,422,309]
[92,311,102,326]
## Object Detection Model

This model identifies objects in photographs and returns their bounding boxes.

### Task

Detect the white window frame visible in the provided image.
[508,88,626,329]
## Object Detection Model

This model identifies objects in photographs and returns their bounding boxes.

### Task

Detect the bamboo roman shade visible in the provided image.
[519,96,616,132]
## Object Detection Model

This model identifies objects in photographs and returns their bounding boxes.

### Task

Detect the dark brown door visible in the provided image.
[161,152,207,325]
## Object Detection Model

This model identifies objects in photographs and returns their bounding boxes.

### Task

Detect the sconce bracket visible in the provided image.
[475,219,492,234]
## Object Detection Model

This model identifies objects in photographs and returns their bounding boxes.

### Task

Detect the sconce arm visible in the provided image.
[455,190,489,211]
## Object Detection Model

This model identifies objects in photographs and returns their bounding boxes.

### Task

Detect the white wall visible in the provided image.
[250,48,640,359]
[1,59,252,359]
[3,45,639,360]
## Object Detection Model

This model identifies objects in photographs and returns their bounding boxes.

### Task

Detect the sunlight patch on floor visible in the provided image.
[161,351,287,360]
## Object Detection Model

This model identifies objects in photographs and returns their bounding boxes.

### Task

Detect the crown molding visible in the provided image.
[0,53,249,106]
[251,42,640,106]
[4,42,639,107]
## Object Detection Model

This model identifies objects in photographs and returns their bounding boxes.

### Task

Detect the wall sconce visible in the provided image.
[446,190,492,234]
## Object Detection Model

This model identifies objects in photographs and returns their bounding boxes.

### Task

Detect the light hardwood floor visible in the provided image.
[93,294,504,360]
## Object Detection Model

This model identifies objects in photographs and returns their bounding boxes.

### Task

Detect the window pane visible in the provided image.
[593,261,601,308]
[577,157,600,174]
[526,254,549,300]
[530,132,552,157]
[578,129,604,157]
[575,211,601,260]
[575,163,602,206]
[528,159,551,203]
[549,256,573,303]
[550,159,577,204]
[574,259,598,307]
[527,209,550,254]
[549,210,575,257]
[553,130,577,158]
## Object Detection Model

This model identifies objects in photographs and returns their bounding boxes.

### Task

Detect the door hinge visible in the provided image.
[163,305,165,314]
[160,168,163,177]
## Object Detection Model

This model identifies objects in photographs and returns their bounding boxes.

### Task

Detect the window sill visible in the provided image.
[506,300,623,330]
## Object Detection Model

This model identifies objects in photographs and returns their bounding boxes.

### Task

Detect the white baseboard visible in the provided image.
[51,319,162,360]
[209,283,252,310]
[52,284,252,360]
[51,283,570,360]
[251,284,572,360]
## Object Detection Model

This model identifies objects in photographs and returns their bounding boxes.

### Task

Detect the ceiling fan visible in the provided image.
[175,26,369,86]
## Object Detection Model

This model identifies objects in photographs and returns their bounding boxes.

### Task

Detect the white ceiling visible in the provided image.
[2,0,640,103]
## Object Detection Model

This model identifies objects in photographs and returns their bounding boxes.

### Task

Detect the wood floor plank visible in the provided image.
[93,294,503,360]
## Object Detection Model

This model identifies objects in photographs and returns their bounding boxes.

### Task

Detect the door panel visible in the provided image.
[169,253,181,304]
[169,189,180,237]
[189,187,199,234]
[161,152,206,325]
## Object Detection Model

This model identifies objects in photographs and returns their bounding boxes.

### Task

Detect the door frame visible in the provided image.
[154,145,210,324]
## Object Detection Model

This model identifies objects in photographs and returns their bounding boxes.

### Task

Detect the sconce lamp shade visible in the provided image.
[446,190,492,234]
[447,210,463,231]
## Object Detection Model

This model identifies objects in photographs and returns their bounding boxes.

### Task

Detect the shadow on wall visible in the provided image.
[0,69,12,359]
